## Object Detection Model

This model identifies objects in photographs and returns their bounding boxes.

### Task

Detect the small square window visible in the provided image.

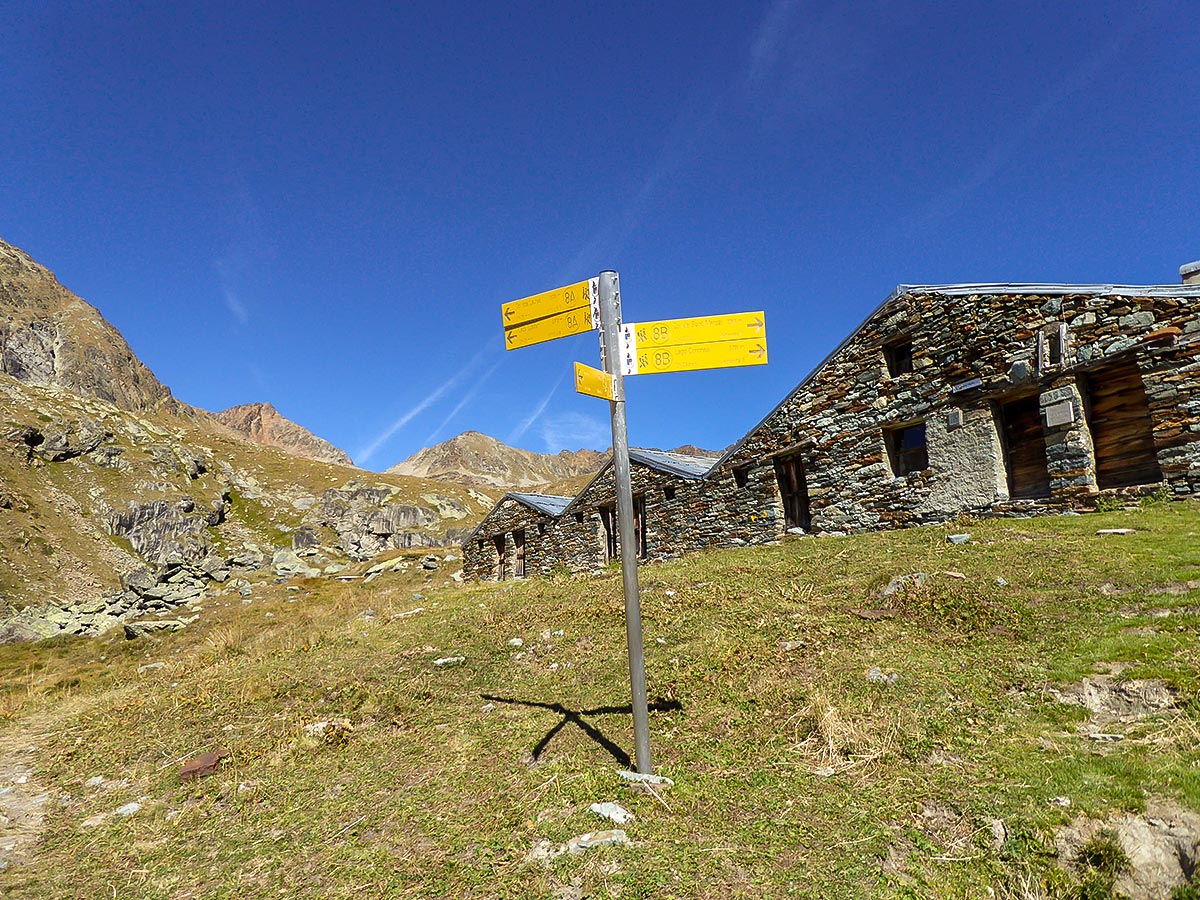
[664,486,676,501]
[538,523,547,535]
[884,339,914,377]
[885,422,928,476]
[733,466,751,488]
[574,512,584,524]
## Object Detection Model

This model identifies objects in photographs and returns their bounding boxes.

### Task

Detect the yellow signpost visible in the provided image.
[502,278,599,350]
[574,361,615,401]
[622,311,765,349]
[622,337,768,375]
[505,304,595,350]
[500,272,768,780]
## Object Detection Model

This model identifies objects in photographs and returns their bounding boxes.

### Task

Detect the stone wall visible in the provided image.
[464,285,1200,579]
[710,287,1200,537]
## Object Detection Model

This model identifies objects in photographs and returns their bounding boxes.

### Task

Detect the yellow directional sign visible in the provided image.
[622,337,767,376]
[505,304,595,350]
[622,311,765,349]
[502,278,598,330]
[574,361,615,401]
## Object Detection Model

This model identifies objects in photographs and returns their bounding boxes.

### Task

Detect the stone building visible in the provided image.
[461,492,570,580]
[463,273,1200,579]
[704,281,1200,541]
[461,450,715,580]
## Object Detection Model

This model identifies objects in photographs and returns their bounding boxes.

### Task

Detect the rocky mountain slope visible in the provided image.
[0,240,177,413]
[387,430,605,490]
[0,238,497,642]
[212,402,354,467]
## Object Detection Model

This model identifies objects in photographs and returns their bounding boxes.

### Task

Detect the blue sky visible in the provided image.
[3,1,1197,470]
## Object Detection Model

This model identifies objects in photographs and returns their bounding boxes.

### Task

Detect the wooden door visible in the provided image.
[999,396,1050,499]
[513,529,525,578]
[633,495,647,559]
[492,534,505,580]
[1083,364,1162,489]
[774,454,811,530]
[599,506,617,561]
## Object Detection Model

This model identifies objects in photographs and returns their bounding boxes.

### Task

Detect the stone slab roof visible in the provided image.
[628,448,718,479]
[508,492,573,516]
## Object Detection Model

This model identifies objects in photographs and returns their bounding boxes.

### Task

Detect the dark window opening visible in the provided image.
[885,422,928,476]
[538,522,547,535]
[774,454,811,531]
[1081,363,1163,489]
[492,534,505,580]
[513,529,525,578]
[884,339,914,377]
[574,512,584,523]
[998,395,1050,499]
[733,466,751,488]
[664,486,676,501]
[1047,329,1063,367]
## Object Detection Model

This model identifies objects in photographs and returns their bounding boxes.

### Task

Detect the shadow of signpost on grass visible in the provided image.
[480,694,683,769]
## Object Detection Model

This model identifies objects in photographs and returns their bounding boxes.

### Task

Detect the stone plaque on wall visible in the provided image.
[1044,400,1075,428]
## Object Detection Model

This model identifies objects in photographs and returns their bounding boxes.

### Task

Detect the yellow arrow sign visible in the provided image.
[574,361,615,401]
[622,337,767,376]
[505,304,595,351]
[502,278,598,330]
[622,311,765,349]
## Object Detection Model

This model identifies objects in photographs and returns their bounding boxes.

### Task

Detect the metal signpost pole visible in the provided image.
[596,270,653,775]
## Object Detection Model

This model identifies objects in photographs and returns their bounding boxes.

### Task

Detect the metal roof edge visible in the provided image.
[460,491,570,546]
[895,282,1200,298]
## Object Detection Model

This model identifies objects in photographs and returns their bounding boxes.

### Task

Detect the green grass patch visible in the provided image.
[0,503,1196,897]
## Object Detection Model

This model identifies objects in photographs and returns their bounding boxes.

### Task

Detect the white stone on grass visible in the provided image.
[589,802,634,825]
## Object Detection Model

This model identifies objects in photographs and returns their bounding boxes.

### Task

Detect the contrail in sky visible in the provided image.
[356,346,489,465]
[508,369,567,446]
[422,356,503,445]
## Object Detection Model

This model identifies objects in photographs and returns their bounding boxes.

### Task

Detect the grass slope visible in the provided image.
[0,503,1196,898]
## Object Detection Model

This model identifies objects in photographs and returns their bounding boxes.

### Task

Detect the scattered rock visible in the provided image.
[850,608,895,620]
[136,662,166,674]
[988,818,1007,851]
[123,618,190,639]
[1050,796,1072,808]
[880,572,927,597]
[589,802,634,825]
[303,719,353,745]
[566,830,630,854]
[995,577,1008,587]
[420,555,440,571]
[1056,800,1200,900]
[1048,677,1176,725]
[1097,528,1136,536]
[179,749,229,781]
[508,638,524,647]
[433,656,465,667]
[113,801,141,818]
[946,533,971,545]
[867,667,900,686]
[617,770,674,787]
[271,549,321,579]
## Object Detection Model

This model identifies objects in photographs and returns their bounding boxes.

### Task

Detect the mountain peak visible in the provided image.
[212,402,354,468]
[0,237,176,413]
[386,432,604,490]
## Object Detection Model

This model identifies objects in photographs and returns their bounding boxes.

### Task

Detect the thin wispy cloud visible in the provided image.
[508,369,567,446]
[221,286,249,325]
[422,355,503,445]
[356,345,490,465]
[540,411,610,454]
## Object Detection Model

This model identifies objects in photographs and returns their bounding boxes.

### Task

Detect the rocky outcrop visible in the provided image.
[104,493,228,566]
[387,431,604,490]
[212,402,354,467]
[303,478,466,559]
[0,239,176,413]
